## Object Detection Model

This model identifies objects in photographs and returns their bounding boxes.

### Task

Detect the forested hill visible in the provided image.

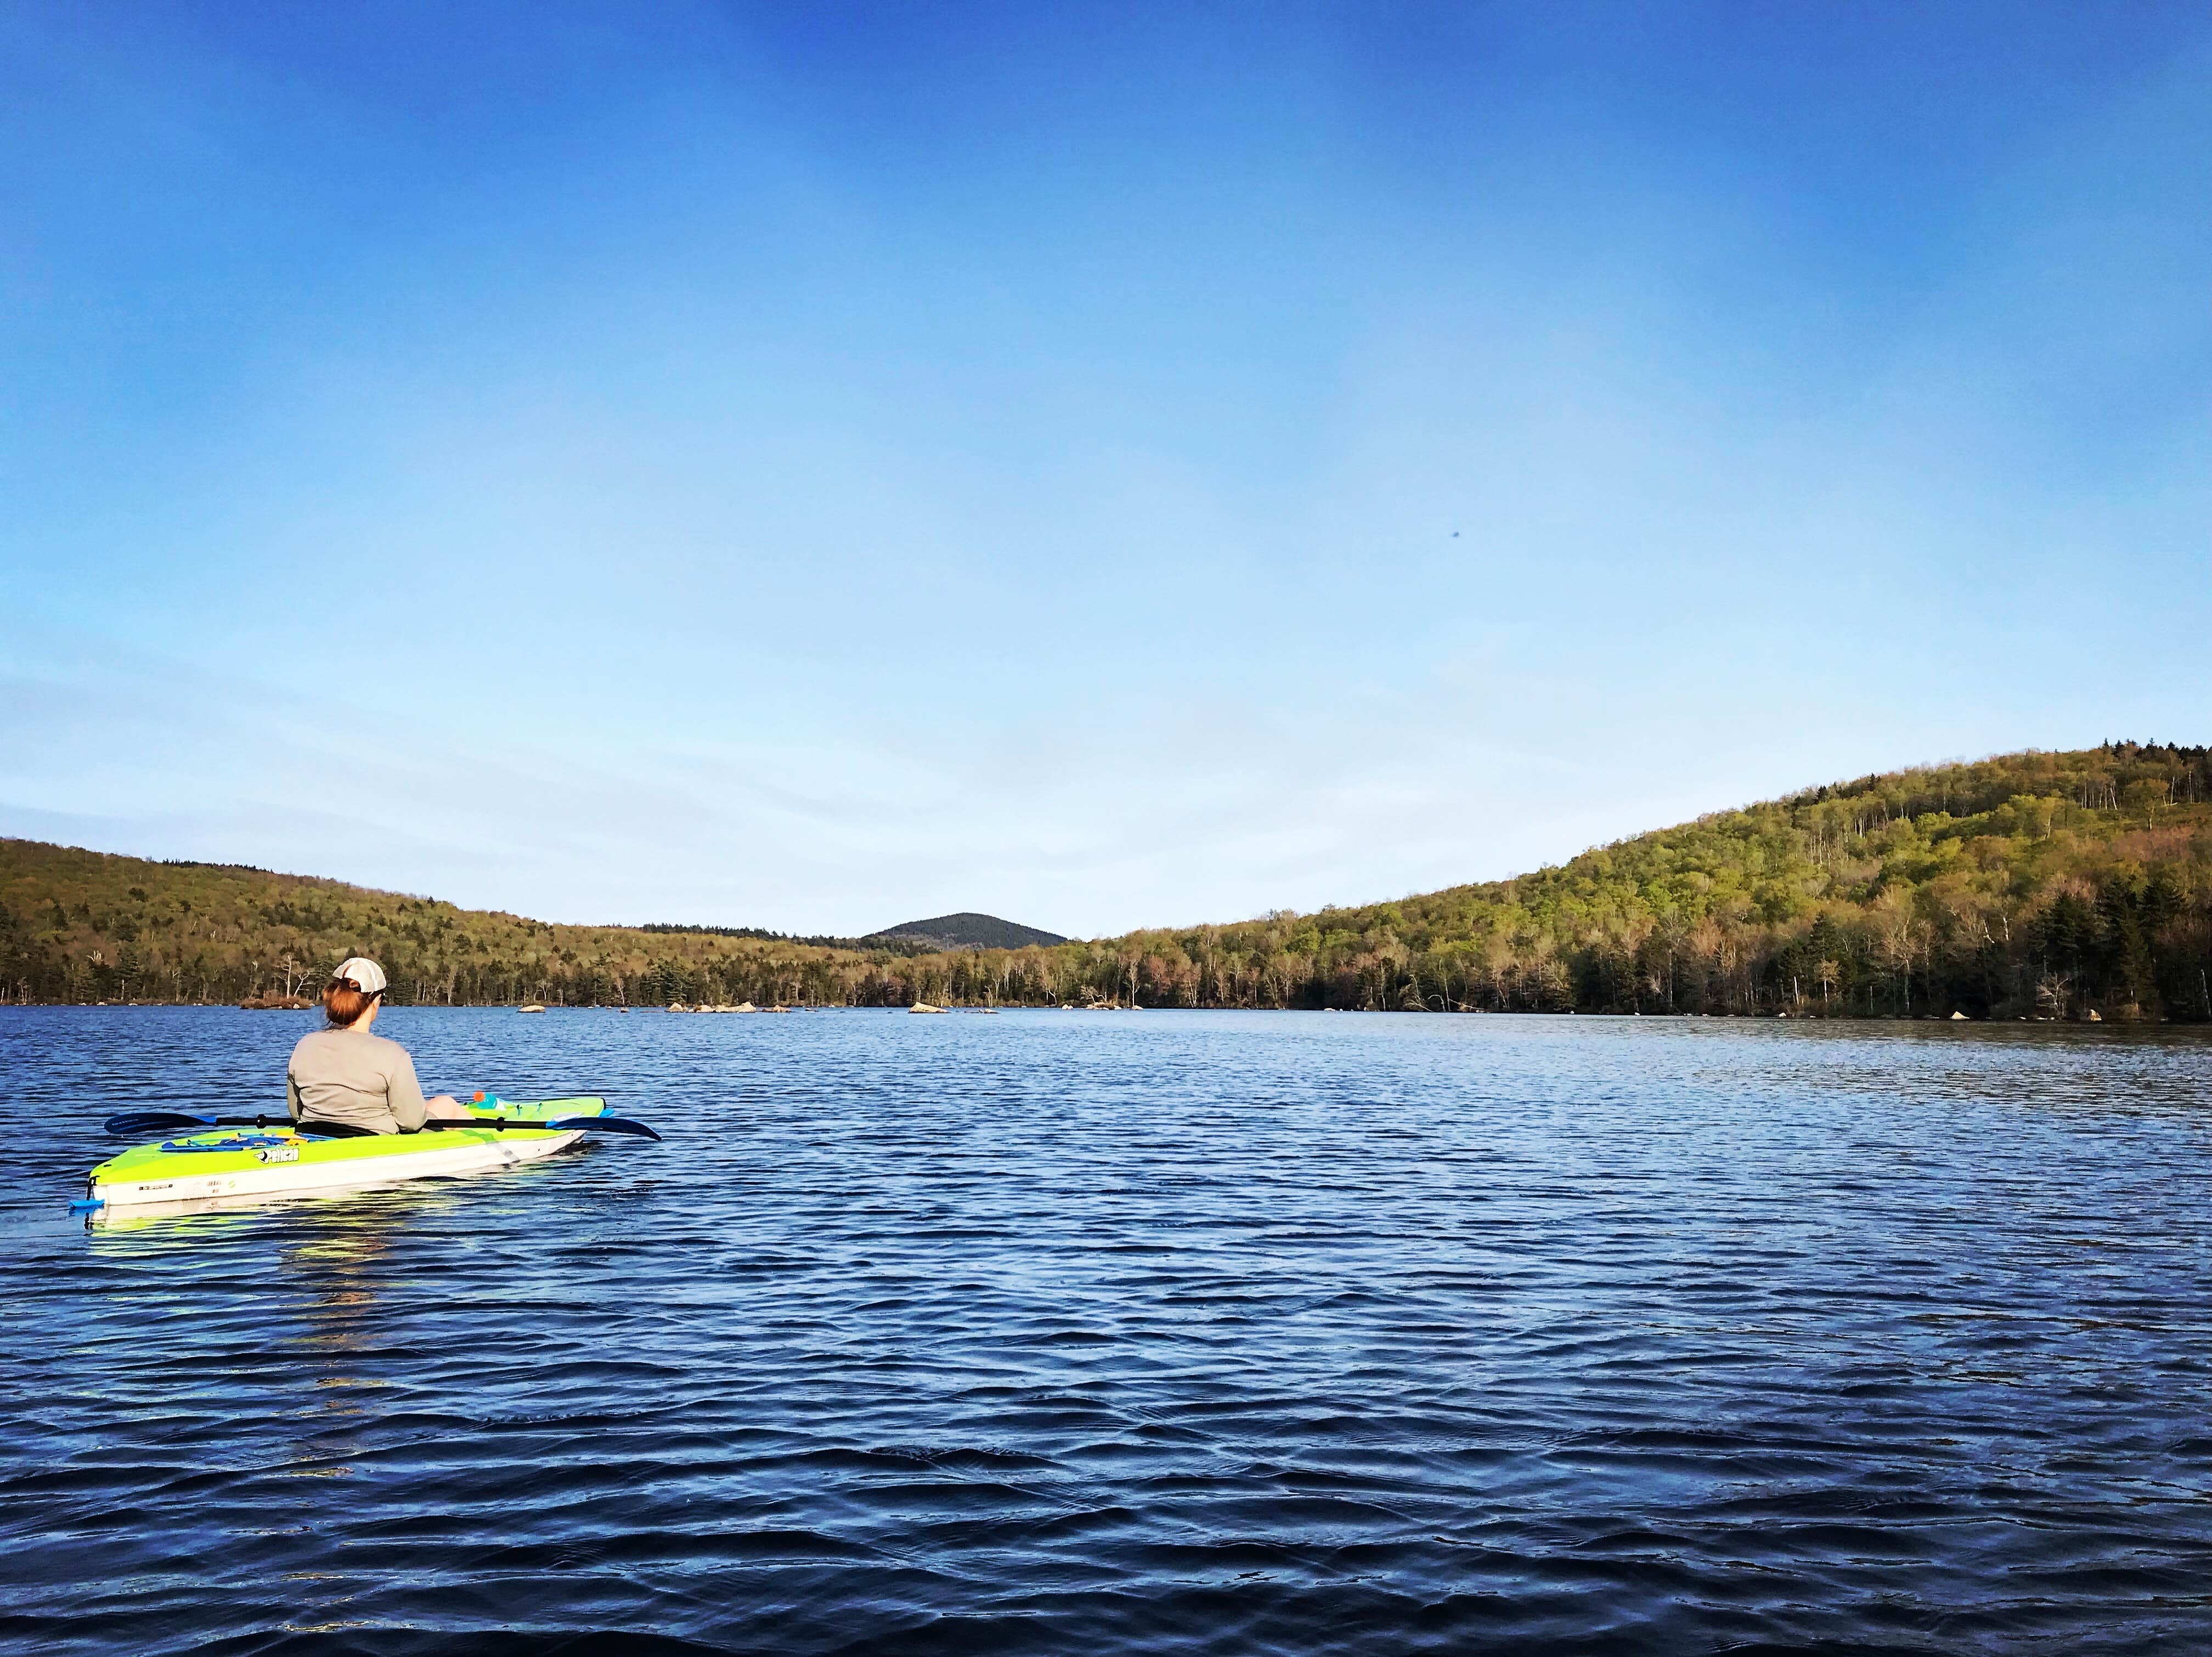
[2,742,2208,1017]
[866,913,1069,950]
[0,842,923,1009]
[1091,742,2212,1021]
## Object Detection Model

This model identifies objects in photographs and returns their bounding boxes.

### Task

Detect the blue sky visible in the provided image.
[3,2,2206,938]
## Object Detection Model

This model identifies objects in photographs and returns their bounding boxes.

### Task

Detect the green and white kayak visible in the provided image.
[85,1096,610,1211]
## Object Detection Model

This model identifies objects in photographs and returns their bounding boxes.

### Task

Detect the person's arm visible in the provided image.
[287,1070,303,1123]
[389,1050,430,1132]
[389,1049,468,1128]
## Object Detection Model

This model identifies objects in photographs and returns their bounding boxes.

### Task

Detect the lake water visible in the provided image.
[4,1006,2212,1654]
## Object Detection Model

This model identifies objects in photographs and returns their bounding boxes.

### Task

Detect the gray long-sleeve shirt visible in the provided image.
[286,1027,429,1133]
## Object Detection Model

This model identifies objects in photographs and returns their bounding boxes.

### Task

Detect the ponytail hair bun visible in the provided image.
[324,976,382,1027]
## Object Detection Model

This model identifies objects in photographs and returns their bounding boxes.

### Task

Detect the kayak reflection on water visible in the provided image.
[287,957,472,1136]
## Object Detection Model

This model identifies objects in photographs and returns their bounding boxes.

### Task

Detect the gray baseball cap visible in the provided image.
[334,957,388,995]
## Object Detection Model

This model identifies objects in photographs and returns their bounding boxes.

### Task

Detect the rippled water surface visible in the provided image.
[6,1008,2212,1654]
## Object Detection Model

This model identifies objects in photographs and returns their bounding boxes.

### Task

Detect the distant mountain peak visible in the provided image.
[864,912,1068,950]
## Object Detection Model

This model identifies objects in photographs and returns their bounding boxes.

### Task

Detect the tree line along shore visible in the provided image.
[2,742,2207,1021]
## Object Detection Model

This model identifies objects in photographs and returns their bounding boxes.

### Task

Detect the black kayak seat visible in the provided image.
[294,1119,381,1139]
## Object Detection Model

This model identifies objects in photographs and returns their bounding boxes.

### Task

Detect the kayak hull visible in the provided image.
[85,1096,607,1210]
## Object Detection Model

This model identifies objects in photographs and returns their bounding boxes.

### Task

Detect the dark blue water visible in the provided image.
[5,1007,2212,1654]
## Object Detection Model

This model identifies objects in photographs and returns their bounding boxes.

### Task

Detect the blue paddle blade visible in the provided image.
[105,1111,216,1136]
[551,1115,662,1140]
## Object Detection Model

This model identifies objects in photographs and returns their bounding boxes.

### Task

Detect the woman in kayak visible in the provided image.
[287,957,471,1135]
